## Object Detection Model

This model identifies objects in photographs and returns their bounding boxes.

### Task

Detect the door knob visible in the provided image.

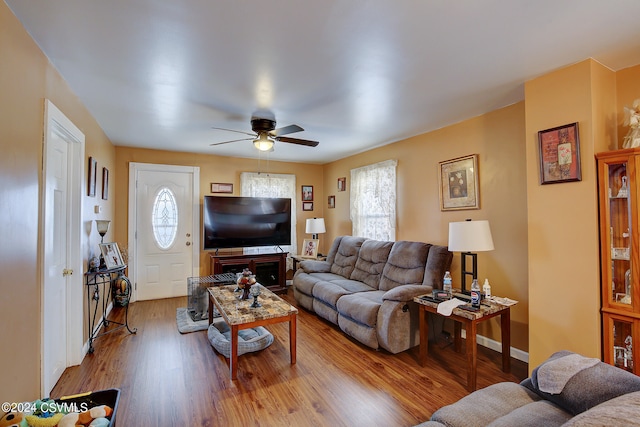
[63,268,73,276]
[186,233,191,237]
[186,241,191,246]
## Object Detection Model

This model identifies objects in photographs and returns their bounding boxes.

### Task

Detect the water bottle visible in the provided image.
[483,278,492,300]
[443,271,452,297]
[471,279,481,308]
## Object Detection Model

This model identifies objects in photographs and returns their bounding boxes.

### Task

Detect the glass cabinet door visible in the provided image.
[605,160,633,308]
[604,314,635,373]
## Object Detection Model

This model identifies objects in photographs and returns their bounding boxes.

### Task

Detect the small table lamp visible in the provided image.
[448,219,494,293]
[305,217,326,240]
[95,220,111,269]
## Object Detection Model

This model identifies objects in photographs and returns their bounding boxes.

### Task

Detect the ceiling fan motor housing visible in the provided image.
[251,118,276,133]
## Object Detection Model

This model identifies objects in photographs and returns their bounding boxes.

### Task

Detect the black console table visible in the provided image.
[210,252,288,294]
[84,265,137,353]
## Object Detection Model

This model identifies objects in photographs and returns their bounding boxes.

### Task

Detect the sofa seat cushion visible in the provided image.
[379,241,430,291]
[312,281,353,308]
[349,240,394,288]
[429,382,558,427]
[562,390,640,427]
[329,278,377,294]
[336,290,385,327]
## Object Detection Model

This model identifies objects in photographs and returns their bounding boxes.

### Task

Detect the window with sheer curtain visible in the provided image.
[350,159,397,241]
[240,172,297,268]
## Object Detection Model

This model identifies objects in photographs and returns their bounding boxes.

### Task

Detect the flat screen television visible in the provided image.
[203,196,292,250]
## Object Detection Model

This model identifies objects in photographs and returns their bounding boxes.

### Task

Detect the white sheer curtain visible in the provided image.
[350,159,397,241]
[240,172,297,269]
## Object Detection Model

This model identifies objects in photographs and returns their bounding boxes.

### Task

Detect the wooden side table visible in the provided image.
[414,295,512,391]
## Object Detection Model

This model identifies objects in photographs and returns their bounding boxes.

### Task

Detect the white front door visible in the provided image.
[129,163,200,301]
[42,100,84,396]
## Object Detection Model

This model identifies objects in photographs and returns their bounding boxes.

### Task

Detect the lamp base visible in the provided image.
[460,252,478,294]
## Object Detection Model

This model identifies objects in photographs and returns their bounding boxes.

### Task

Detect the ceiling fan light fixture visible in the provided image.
[253,133,274,151]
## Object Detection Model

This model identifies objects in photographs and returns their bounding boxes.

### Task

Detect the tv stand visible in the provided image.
[210,252,288,294]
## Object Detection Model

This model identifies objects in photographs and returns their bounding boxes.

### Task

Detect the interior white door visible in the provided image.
[133,165,199,300]
[42,100,84,396]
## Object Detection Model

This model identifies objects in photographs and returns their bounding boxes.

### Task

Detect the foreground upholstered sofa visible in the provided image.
[418,350,640,427]
[292,236,452,354]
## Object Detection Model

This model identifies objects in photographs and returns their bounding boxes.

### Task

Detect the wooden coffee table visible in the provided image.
[208,285,298,380]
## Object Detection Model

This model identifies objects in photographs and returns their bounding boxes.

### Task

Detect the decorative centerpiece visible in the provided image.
[236,268,256,300]
[623,98,640,149]
[250,284,262,308]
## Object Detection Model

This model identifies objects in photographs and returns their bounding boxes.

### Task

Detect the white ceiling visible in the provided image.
[7,1,640,164]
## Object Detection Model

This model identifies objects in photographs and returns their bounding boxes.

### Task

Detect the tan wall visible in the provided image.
[114,147,325,275]
[524,59,617,370]
[323,103,530,351]
[0,2,116,401]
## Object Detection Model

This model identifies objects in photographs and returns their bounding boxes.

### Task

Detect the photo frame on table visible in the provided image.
[301,239,319,258]
[99,242,125,269]
[439,154,479,211]
[302,201,313,211]
[302,185,314,201]
[537,122,581,185]
[102,167,109,200]
[211,182,233,193]
[88,157,97,197]
[338,177,346,191]
[328,195,335,209]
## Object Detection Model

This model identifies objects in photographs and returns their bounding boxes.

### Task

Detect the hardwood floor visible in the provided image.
[53,289,527,426]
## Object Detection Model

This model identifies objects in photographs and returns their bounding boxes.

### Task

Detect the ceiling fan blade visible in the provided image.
[270,124,304,137]
[210,137,254,146]
[276,136,319,147]
[211,126,256,137]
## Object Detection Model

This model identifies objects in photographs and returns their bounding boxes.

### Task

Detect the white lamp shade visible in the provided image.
[306,217,326,234]
[448,220,494,252]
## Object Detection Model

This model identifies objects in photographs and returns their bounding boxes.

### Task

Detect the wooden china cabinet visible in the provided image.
[597,148,640,374]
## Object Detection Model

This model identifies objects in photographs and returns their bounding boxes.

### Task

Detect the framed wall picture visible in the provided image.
[88,156,97,197]
[99,242,125,269]
[439,154,479,211]
[328,195,335,209]
[301,239,319,258]
[302,201,313,211]
[338,177,346,191]
[537,122,581,184]
[211,182,233,193]
[302,185,313,201]
[102,167,109,200]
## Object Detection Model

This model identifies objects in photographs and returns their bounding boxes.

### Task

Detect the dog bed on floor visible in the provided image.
[207,319,274,358]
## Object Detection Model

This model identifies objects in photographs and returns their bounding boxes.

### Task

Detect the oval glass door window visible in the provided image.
[152,187,178,249]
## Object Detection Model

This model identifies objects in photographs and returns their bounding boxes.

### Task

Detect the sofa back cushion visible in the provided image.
[422,245,453,289]
[524,350,640,415]
[350,240,394,289]
[330,236,367,278]
[379,241,430,291]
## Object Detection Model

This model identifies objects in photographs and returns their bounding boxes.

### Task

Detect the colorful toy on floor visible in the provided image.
[57,405,112,427]
[0,411,28,427]
[24,399,64,427]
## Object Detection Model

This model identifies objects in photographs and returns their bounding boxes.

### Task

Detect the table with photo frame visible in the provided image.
[84,265,137,354]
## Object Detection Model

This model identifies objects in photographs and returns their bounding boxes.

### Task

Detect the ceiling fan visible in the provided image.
[210,117,319,151]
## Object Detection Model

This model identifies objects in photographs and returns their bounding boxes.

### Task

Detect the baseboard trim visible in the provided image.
[460,329,529,364]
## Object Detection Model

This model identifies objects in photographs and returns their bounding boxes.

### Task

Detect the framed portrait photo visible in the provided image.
[301,239,319,258]
[338,177,346,191]
[99,242,125,269]
[302,185,314,201]
[439,154,479,211]
[537,122,581,184]
[328,195,335,209]
[88,157,97,197]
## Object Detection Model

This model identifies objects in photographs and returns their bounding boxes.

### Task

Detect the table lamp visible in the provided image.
[448,219,494,293]
[305,217,326,239]
[96,219,111,269]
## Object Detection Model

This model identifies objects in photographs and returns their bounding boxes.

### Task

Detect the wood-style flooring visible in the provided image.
[52,289,527,426]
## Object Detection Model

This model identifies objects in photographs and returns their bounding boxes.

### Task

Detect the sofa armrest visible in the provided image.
[300,260,332,273]
[383,285,431,302]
